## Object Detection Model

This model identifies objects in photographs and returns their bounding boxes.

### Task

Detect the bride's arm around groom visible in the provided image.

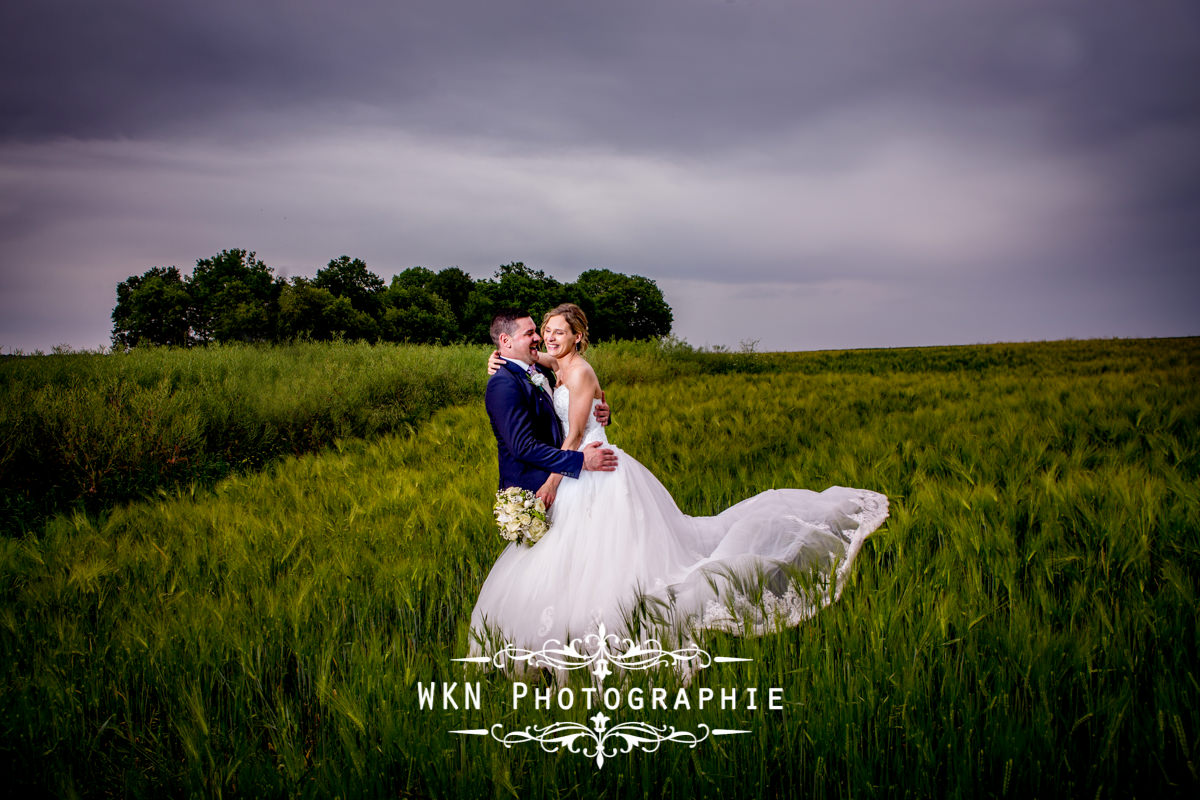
[484,311,617,506]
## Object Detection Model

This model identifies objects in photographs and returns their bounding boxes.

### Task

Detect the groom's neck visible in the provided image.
[502,354,530,369]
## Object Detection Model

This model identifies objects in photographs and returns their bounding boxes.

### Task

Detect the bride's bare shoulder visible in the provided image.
[559,358,601,397]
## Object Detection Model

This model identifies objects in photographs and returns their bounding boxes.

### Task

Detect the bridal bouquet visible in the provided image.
[493,486,550,545]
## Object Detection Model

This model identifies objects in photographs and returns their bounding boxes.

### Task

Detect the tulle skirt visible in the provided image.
[468,446,888,655]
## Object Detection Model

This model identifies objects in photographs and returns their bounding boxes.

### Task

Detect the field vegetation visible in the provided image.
[0,343,488,534]
[1,337,1197,797]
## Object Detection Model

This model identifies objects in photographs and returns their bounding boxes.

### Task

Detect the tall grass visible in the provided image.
[0,337,1197,797]
[5,335,1188,536]
[0,342,490,534]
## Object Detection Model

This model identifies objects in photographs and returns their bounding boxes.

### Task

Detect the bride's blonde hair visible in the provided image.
[542,303,589,354]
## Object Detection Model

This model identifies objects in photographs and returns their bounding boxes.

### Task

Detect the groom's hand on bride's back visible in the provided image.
[582,441,618,471]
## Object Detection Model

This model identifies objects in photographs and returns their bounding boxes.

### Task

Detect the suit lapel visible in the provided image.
[534,366,564,446]
[502,359,563,448]
[503,359,553,406]
[529,365,555,410]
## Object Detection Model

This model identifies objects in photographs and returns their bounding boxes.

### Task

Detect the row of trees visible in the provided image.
[111,250,673,348]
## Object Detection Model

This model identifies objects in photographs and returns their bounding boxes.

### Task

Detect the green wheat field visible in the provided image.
[1,338,1197,798]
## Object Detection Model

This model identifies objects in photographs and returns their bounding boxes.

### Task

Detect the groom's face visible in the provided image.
[503,316,541,362]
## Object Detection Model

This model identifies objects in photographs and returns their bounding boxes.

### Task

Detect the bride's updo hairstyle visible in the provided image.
[542,302,589,354]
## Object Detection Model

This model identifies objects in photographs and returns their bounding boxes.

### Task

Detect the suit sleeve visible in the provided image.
[486,374,585,479]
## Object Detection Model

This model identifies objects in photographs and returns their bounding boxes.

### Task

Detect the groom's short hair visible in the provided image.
[490,310,531,345]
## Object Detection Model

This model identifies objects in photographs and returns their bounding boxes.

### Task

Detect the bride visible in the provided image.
[469,303,888,658]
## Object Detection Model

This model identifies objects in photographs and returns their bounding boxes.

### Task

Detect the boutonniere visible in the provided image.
[527,370,548,392]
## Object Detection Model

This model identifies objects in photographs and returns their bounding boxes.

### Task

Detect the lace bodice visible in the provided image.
[553,384,608,447]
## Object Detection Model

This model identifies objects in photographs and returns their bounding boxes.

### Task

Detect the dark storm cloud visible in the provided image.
[1,0,1198,351]
[6,0,1198,150]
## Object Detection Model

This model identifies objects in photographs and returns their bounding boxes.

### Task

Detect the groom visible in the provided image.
[485,310,617,506]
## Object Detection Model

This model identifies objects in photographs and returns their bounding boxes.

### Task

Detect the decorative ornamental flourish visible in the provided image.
[457,622,749,681]
[452,715,750,769]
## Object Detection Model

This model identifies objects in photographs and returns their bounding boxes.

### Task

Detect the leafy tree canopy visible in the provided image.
[573,269,673,342]
[313,256,385,315]
[112,266,193,348]
[277,280,378,342]
[382,277,457,344]
[112,253,672,348]
[189,249,281,343]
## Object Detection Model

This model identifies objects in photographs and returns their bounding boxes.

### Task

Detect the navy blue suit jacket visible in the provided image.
[485,359,584,492]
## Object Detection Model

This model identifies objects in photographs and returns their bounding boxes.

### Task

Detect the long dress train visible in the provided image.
[468,385,889,657]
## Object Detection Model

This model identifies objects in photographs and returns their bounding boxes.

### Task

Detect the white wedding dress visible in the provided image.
[468,385,889,655]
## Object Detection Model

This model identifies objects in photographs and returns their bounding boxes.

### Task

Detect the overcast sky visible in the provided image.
[2,0,1197,352]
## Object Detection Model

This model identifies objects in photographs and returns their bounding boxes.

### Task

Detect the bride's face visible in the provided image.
[542,315,580,357]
